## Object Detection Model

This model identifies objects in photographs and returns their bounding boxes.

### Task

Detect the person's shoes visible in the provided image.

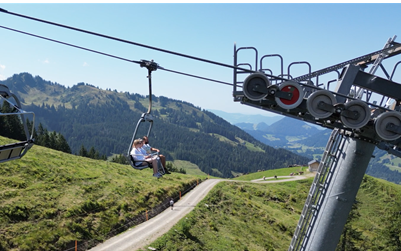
[153,173,162,178]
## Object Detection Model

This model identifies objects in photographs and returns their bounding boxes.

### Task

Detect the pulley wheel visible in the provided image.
[340,100,371,129]
[243,73,270,101]
[275,81,304,109]
[306,90,336,119]
[375,111,401,141]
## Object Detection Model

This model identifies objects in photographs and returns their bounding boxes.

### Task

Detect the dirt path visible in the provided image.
[88,174,313,251]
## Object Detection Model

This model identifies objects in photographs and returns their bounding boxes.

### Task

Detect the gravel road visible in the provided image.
[88,174,312,251]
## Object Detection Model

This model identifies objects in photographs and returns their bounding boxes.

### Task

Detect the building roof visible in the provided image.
[308,160,320,165]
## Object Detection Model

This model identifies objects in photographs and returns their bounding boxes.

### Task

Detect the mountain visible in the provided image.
[207,109,283,125]
[236,117,322,149]
[1,73,310,178]
[214,110,327,155]
[225,111,401,184]
[262,117,319,136]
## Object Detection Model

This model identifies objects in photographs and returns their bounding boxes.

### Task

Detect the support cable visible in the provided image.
[0,7,254,74]
[0,24,233,86]
[160,68,233,86]
[0,25,141,65]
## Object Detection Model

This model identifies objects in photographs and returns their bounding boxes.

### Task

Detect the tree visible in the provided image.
[0,101,25,140]
[56,134,71,154]
[111,154,128,164]
[79,145,88,157]
[88,146,96,159]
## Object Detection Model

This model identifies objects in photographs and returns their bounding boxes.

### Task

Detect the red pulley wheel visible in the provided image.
[275,81,304,109]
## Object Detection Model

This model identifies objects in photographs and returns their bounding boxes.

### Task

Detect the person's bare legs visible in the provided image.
[145,159,157,175]
[149,159,158,175]
[160,155,166,168]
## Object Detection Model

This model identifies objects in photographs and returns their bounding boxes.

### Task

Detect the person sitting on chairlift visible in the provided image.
[142,136,170,174]
[131,139,161,178]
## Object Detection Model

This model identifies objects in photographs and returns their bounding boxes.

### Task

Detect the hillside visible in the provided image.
[0,135,201,251]
[144,172,401,251]
[237,117,323,149]
[2,133,401,250]
[208,109,283,125]
[0,72,310,178]
[234,113,401,184]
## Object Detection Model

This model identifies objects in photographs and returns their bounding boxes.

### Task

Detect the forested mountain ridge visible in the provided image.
[234,114,401,184]
[1,72,309,178]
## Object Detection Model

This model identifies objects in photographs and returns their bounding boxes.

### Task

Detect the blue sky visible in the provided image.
[0,3,401,115]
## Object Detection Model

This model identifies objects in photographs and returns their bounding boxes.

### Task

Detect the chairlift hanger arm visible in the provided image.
[139,60,160,114]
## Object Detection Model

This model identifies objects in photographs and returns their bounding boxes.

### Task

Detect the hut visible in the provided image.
[308,160,320,172]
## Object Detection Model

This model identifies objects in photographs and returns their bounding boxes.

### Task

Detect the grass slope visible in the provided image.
[144,171,401,250]
[3,133,400,250]
[0,136,202,251]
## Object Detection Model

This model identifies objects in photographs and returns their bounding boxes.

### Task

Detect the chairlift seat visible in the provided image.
[128,153,165,176]
[0,141,32,163]
[129,155,153,170]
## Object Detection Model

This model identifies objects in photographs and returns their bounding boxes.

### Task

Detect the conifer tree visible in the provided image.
[0,101,25,140]
[88,146,96,159]
[56,133,71,154]
[79,145,88,157]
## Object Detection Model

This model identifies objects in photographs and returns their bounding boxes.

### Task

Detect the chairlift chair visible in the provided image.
[126,60,165,175]
[126,112,165,175]
[0,84,35,163]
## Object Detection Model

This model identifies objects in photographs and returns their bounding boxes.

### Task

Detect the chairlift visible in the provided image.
[0,84,35,163]
[126,60,165,175]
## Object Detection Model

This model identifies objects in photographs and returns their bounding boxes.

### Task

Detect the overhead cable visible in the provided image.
[160,68,233,86]
[0,24,233,87]
[0,25,141,65]
[0,7,254,74]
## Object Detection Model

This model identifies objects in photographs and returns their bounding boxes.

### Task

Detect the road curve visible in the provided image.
[88,178,224,251]
[89,174,312,251]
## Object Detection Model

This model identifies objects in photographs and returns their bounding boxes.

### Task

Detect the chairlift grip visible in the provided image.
[140,60,159,114]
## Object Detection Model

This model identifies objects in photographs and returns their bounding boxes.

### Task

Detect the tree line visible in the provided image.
[1,100,106,161]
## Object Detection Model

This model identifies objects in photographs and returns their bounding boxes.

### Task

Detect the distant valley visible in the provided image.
[211,109,401,184]
[209,109,330,159]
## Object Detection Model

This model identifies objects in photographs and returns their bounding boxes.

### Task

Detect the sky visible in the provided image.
[0,3,401,116]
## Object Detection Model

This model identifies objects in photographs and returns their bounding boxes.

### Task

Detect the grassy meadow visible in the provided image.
[144,172,401,251]
[0,136,202,250]
[2,135,401,251]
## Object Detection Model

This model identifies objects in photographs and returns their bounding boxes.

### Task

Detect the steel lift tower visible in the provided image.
[233,36,401,251]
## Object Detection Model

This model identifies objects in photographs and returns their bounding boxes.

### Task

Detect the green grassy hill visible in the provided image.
[0,136,202,251]
[145,171,401,251]
[2,134,401,250]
